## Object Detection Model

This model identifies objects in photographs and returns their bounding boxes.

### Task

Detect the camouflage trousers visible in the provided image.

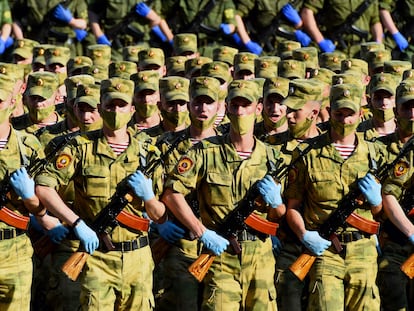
[377,240,414,311]
[308,235,380,311]
[156,239,201,311]
[0,233,33,311]
[202,237,277,311]
[80,242,155,310]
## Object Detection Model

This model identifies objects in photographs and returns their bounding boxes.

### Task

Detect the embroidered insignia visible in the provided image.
[177,156,193,174]
[394,161,409,177]
[56,154,72,170]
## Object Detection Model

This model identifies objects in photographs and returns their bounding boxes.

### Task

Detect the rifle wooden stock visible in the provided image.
[289,252,316,281]
[408,208,414,218]
[151,237,171,266]
[188,253,215,283]
[32,234,58,259]
[61,251,89,281]
[401,253,414,279]
[244,213,279,236]
[116,210,150,232]
[346,212,379,235]
[0,207,29,230]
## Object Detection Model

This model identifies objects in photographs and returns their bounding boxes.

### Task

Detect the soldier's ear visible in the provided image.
[255,101,263,115]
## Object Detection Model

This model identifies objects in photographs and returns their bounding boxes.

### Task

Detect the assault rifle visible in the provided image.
[188,141,317,282]
[327,0,373,50]
[399,182,414,279]
[290,135,414,281]
[62,133,187,281]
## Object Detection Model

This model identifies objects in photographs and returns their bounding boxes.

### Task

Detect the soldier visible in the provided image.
[233,51,256,80]
[285,83,386,310]
[35,77,166,310]
[44,46,71,104]
[162,79,284,310]
[172,33,199,59]
[138,47,166,78]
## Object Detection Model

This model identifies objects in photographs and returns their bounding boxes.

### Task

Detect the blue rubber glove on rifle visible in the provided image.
[231,32,242,46]
[409,234,414,245]
[53,4,73,24]
[29,214,44,232]
[358,173,381,206]
[97,34,111,46]
[73,220,99,254]
[245,40,262,55]
[156,220,185,243]
[318,38,335,53]
[392,32,409,52]
[135,2,151,17]
[220,23,233,35]
[47,223,69,243]
[127,170,155,202]
[151,25,167,42]
[257,175,283,208]
[301,230,331,256]
[0,38,5,54]
[282,3,301,27]
[295,30,311,47]
[74,29,88,42]
[4,36,13,49]
[10,167,34,200]
[200,229,229,255]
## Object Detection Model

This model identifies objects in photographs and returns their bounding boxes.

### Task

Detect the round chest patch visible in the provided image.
[177,156,193,174]
[394,161,409,178]
[56,154,72,170]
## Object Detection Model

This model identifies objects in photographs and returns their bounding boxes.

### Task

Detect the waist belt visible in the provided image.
[108,236,149,252]
[0,228,25,240]
[337,231,370,244]
[237,230,258,241]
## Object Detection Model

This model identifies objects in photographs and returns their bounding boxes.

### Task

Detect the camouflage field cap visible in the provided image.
[254,56,280,79]
[173,33,198,55]
[263,76,290,99]
[360,41,385,60]
[341,58,368,75]
[0,62,24,81]
[278,40,301,59]
[309,67,336,85]
[332,72,362,86]
[13,38,39,59]
[383,60,412,79]
[133,70,160,93]
[82,64,108,84]
[369,73,398,96]
[166,56,187,76]
[190,76,220,102]
[185,56,212,78]
[86,44,112,66]
[403,69,414,81]
[45,46,71,66]
[330,83,362,112]
[33,44,54,65]
[213,45,238,66]
[396,80,414,105]
[365,49,391,71]
[75,83,100,108]
[122,44,148,63]
[234,52,257,74]
[138,48,165,68]
[100,77,134,104]
[292,47,319,69]
[65,74,96,102]
[109,61,138,79]
[159,76,190,102]
[283,79,323,109]
[278,59,306,79]
[200,61,231,84]
[319,50,347,73]
[67,56,93,76]
[25,72,59,99]
[227,79,260,103]
[0,74,15,101]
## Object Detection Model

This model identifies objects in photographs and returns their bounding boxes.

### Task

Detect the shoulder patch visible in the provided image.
[56,153,72,170]
[177,156,193,174]
[288,166,298,184]
[394,160,409,178]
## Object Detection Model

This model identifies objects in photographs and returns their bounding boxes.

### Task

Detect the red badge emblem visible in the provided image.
[177,156,193,174]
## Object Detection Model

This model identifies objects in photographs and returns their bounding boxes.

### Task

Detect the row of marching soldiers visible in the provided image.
[0,34,414,311]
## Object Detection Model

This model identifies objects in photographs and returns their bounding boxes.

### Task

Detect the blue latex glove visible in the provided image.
[200,229,229,255]
[257,175,282,208]
[151,25,167,42]
[156,221,185,243]
[409,234,414,245]
[358,173,381,206]
[29,215,44,232]
[47,223,69,244]
[73,220,99,254]
[282,3,301,26]
[392,31,409,52]
[75,29,87,42]
[231,32,242,46]
[301,230,331,256]
[10,167,34,200]
[245,40,262,55]
[135,2,151,17]
[4,37,13,49]
[0,38,5,54]
[220,23,233,35]
[53,4,73,24]
[318,39,335,53]
[295,30,311,47]
[127,170,155,202]
[271,235,283,257]
[97,34,111,46]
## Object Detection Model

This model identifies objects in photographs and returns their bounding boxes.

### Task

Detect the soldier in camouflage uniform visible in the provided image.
[162,79,284,311]
[285,83,386,311]
[377,79,414,311]
[35,77,167,310]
